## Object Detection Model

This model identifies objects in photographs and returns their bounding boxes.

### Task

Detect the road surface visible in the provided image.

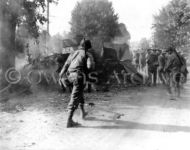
[0,77,190,150]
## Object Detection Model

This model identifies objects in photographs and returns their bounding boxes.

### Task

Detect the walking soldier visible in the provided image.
[164,47,183,99]
[158,50,166,84]
[59,39,95,128]
[146,49,159,86]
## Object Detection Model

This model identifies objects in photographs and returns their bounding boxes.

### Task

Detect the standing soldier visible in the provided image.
[178,52,188,84]
[164,47,182,99]
[134,51,140,71]
[158,50,166,85]
[145,49,152,85]
[147,49,159,86]
[139,51,146,73]
[59,39,95,128]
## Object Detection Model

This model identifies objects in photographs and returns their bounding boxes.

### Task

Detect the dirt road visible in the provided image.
[1,77,190,150]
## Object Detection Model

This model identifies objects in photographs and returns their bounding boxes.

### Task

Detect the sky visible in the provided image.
[49,0,171,42]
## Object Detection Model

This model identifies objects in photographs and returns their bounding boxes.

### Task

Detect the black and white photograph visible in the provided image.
[0,0,190,149]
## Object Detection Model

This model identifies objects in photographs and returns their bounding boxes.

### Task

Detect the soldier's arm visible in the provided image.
[164,56,174,71]
[86,52,95,70]
[59,54,72,77]
[181,56,187,66]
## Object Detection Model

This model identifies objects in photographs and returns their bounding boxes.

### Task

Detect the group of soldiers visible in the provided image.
[145,47,188,99]
[58,37,188,128]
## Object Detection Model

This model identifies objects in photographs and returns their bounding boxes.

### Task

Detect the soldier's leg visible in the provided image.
[66,78,82,128]
[147,67,152,86]
[153,69,157,85]
[79,95,88,119]
[158,68,161,83]
[162,71,167,85]
[158,69,165,84]
[79,84,88,119]
[175,73,181,98]
[166,73,172,95]
[73,75,88,119]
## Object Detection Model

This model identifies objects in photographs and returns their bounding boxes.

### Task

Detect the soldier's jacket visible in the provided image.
[134,53,140,64]
[60,48,95,75]
[158,54,166,69]
[179,54,188,75]
[147,53,159,70]
[165,53,182,73]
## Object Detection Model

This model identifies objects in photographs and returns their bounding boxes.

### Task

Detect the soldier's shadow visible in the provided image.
[83,117,190,132]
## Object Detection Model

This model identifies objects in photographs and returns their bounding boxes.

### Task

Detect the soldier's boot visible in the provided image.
[66,109,81,128]
[80,104,88,119]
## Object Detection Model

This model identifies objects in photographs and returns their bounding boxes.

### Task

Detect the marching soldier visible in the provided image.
[158,50,166,84]
[178,52,188,84]
[59,39,95,128]
[146,49,159,86]
[164,47,183,99]
[134,51,140,71]
[145,49,152,85]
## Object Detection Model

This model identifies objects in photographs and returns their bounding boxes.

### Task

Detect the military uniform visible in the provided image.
[165,48,182,98]
[179,53,188,83]
[146,51,159,85]
[134,52,140,71]
[60,39,95,127]
[158,53,166,84]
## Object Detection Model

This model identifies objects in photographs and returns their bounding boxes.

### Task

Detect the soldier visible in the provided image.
[178,52,188,84]
[146,49,159,86]
[134,51,140,71]
[158,50,166,84]
[139,52,146,73]
[59,39,95,128]
[145,49,152,85]
[164,47,182,99]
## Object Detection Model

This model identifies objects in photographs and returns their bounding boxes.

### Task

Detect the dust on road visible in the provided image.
[0,79,190,150]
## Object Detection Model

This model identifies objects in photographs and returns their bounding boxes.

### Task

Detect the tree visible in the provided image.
[0,0,57,88]
[138,38,150,50]
[113,23,131,44]
[70,0,120,42]
[152,0,190,50]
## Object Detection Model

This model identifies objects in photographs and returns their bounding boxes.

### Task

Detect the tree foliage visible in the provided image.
[0,0,58,56]
[138,38,150,50]
[0,0,58,88]
[113,23,131,44]
[152,0,190,49]
[0,0,48,38]
[70,0,120,42]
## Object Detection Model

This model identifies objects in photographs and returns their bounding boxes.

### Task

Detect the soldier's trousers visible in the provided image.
[67,72,85,111]
[166,72,181,97]
[148,67,157,85]
[158,67,166,84]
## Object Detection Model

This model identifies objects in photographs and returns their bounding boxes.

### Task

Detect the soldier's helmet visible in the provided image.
[152,49,157,53]
[147,49,152,53]
[80,39,92,50]
[166,46,175,52]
